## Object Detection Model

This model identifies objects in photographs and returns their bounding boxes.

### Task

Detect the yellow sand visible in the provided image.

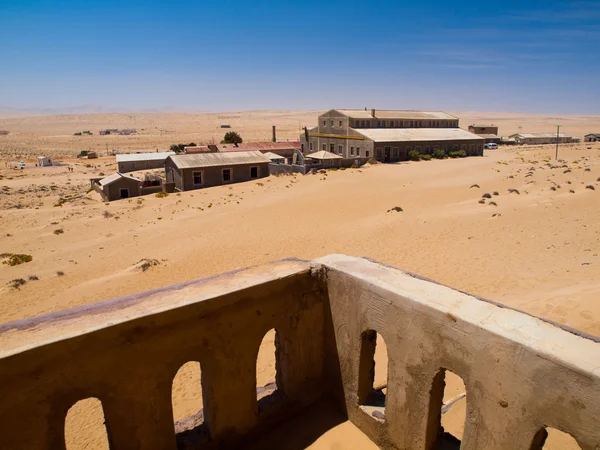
[1,111,598,449]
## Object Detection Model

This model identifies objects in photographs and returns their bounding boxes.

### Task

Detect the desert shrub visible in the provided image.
[489,201,497,206]
[8,278,26,289]
[28,275,39,281]
[350,161,358,169]
[388,206,403,212]
[508,188,520,194]
[408,150,420,161]
[2,254,32,266]
[493,191,499,196]
[56,271,65,276]
[478,199,486,204]
[432,149,446,159]
[155,191,169,198]
[221,131,243,145]
[586,185,595,190]
[448,150,467,158]
[550,186,557,191]
[419,154,432,161]
[53,228,64,235]
[482,193,492,199]
[570,189,575,193]
[470,184,480,189]
[102,210,113,218]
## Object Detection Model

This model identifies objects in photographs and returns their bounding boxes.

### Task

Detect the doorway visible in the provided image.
[119,188,129,199]
[384,147,391,163]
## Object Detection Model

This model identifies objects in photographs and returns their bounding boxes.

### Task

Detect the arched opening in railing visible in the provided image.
[357,329,388,421]
[425,368,467,449]
[172,361,206,439]
[529,427,582,449]
[256,328,280,409]
[64,397,110,450]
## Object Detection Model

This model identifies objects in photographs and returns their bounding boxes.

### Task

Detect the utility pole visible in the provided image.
[556,125,560,160]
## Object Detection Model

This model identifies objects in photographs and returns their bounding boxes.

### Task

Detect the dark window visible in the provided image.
[330,143,335,152]
[193,171,202,185]
[223,169,232,182]
[339,120,343,127]
[250,166,258,178]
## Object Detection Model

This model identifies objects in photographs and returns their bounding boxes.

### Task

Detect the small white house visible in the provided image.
[37,156,52,167]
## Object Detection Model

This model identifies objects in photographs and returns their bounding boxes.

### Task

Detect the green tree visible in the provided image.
[221,131,243,145]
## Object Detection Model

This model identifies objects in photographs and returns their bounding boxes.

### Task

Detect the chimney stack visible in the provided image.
[272,125,277,142]
[371,108,376,118]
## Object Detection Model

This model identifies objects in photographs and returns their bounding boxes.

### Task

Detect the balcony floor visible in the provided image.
[242,401,379,450]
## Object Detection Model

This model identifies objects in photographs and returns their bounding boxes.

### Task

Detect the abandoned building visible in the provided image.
[263,151,286,164]
[116,151,175,173]
[300,109,484,164]
[468,124,499,135]
[0,255,598,450]
[91,172,143,201]
[165,151,270,191]
[584,133,600,142]
[508,133,574,145]
[36,156,52,167]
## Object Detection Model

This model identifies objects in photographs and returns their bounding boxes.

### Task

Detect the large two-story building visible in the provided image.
[300,109,484,165]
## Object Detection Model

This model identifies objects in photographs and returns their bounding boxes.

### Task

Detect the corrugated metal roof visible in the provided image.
[99,173,142,186]
[264,152,286,160]
[510,133,570,139]
[184,146,212,154]
[168,151,270,169]
[470,124,496,128]
[116,152,175,163]
[305,150,343,160]
[335,109,457,120]
[355,128,483,142]
[216,141,300,152]
[477,134,500,138]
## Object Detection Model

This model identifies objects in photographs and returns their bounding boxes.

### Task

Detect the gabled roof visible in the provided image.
[264,152,286,160]
[332,109,457,120]
[99,172,142,186]
[216,141,300,152]
[167,151,270,169]
[305,150,343,160]
[355,128,483,142]
[509,133,570,139]
[184,146,212,154]
[116,152,175,163]
[585,133,600,137]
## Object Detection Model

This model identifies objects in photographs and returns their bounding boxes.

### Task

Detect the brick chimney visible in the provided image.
[272,125,276,142]
[371,108,376,118]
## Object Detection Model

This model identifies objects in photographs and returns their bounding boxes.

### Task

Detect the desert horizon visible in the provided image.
[1,109,599,449]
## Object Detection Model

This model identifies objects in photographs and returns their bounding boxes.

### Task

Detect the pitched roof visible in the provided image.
[216,141,300,152]
[334,109,457,120]
[263,152,286,160]
[477,134,500,139]
[99,172,143,186]
[585,133,600,137]
[116,152,175,163]
[355,128,483,142]
[167,151,270,169]
[184,146,212,154]
[510,133,570,139]
[305,150,343,160]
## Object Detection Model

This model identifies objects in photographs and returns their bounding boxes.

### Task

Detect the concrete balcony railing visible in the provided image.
[0,255,599,450]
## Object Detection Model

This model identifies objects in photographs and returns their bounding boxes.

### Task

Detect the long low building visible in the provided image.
[509,133,573,145]
[165,151,270,191]
[116,152,175,172]
[300,109,484,165]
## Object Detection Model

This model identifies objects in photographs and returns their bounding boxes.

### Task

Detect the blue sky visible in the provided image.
[1,0,599,113]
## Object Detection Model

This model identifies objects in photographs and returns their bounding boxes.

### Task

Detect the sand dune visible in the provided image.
[1,111,599,449]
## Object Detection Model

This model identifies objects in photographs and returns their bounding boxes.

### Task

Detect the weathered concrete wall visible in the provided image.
[1,255,599,450]
[0,259,325,450]
[313,254,600,450]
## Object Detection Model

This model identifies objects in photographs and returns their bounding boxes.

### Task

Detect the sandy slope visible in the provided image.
[1,112,599,449]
